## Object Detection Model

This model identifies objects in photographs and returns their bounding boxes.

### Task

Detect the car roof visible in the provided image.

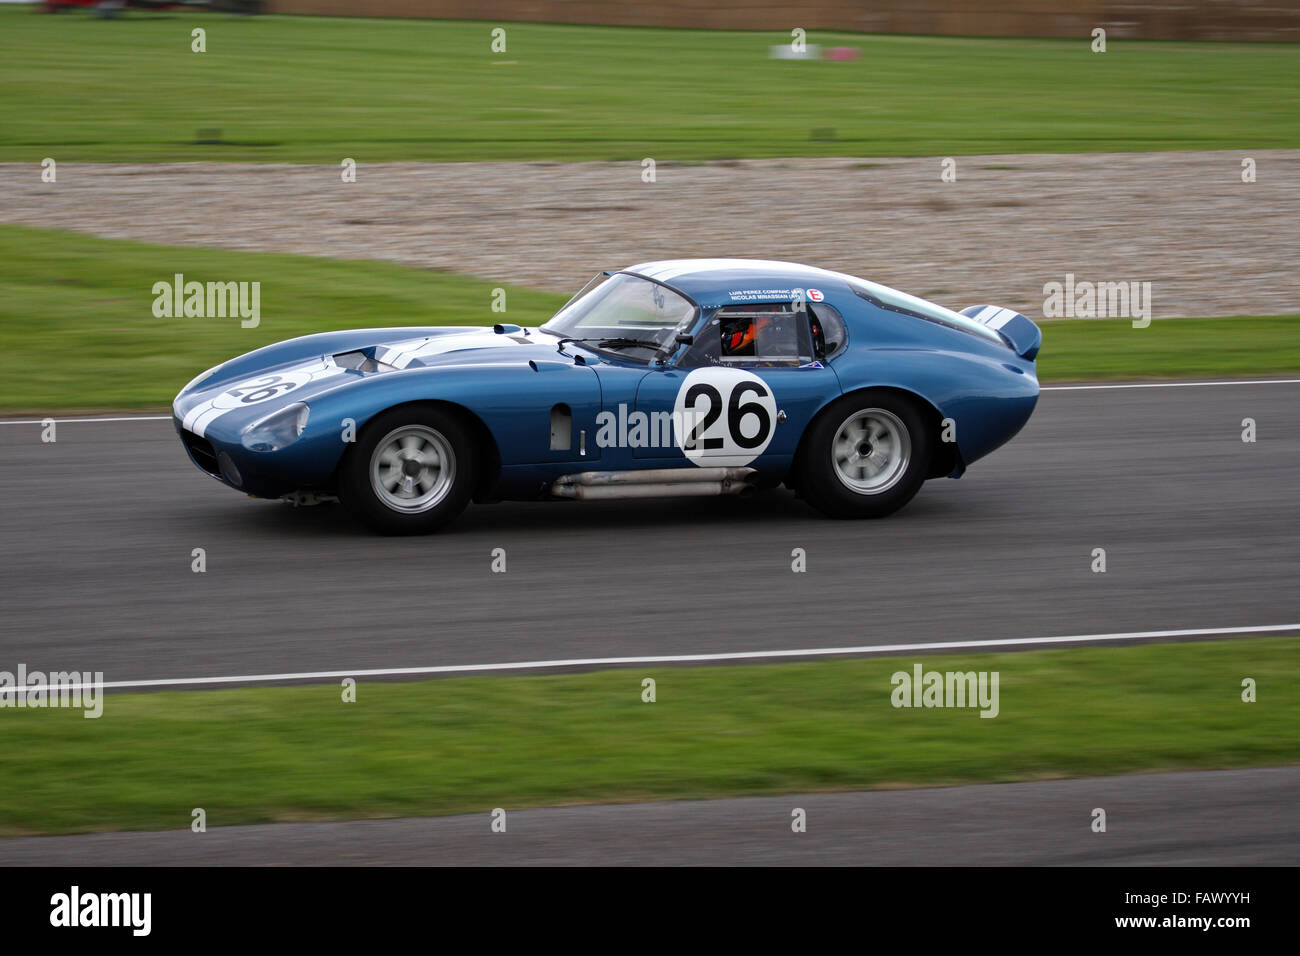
[622,258,1010,347]
[623,258,855,304]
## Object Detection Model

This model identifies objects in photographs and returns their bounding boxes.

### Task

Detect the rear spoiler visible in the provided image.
[960,305,1041,361]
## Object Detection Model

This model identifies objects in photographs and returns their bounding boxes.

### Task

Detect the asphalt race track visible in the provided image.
[1,381,1298,685]
[0,767,1294,865]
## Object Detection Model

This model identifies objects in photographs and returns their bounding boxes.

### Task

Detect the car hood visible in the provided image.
[174,326,554,439]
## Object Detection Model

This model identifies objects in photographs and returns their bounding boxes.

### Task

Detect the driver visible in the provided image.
[723,314,778,356]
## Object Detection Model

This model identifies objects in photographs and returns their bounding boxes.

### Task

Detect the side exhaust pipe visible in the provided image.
[550,467,757,500]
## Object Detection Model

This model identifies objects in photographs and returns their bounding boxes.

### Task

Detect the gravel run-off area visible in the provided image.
[2,150,1297,319]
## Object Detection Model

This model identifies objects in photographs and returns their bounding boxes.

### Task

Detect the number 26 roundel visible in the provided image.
[672,367,778,467]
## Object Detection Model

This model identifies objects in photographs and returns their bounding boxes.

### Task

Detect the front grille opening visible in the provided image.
[182,430,220,476]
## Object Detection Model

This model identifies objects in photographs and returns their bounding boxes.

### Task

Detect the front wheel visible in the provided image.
[796,391,932,519]
[339,405,477,535]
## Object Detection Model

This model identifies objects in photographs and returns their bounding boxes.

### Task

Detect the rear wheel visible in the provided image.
[339,405,477,534]
[797,391,932,518]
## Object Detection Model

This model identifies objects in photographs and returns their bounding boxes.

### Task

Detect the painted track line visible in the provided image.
[3,378,1298,426]
[5,623,1297,694]
[0,415,172,425]
[1042,379,1300,391]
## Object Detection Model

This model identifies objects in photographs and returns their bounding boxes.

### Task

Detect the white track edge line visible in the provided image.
[3,624,1296,694]
[0,416,172,425]
[1042,379,1300,391]
[3,379,1298,425]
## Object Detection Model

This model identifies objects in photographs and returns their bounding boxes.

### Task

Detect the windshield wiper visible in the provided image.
[555,336,665,353]
[554,335,694,366]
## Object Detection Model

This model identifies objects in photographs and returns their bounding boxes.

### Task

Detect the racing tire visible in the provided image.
[339,405,477,535]
[796,390,932,519]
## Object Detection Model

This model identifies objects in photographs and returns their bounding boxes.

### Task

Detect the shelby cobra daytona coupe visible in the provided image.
[173,259,1040,533]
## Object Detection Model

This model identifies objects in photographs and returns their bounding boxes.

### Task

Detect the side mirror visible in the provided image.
[654,333,694,366]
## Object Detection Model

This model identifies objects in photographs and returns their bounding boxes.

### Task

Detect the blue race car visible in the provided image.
[173,259,1040,534]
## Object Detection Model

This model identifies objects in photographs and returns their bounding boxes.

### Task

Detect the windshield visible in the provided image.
[541,273,697,357]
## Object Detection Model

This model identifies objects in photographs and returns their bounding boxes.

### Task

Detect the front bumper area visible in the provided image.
[173,417,313,499]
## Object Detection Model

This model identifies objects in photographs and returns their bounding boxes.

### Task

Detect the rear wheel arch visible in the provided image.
[792,385,952,484]
[792,386,939,519]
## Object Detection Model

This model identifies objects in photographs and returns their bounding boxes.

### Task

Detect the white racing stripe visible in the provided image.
[628,258,844,283]
[987,308,1019,330]
[183,402,224,437]
[3,623,1296,694]
[178,357,345,438]
[967,305,1022,330]
[373,330,514,369]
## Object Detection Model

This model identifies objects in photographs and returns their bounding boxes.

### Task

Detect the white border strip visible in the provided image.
[5,623,1296,694]
[0,416,171,425]
[2,378,1298,425]
[1042,379,1300,391]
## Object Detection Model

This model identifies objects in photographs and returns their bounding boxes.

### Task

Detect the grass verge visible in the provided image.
[0,638,1295,836]
[1037,315,1300,383]
[1,9,1297,162]
[2,225,1297,412]
[0,225,567,412]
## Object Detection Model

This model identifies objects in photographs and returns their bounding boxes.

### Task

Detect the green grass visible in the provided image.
[1,638,1294,836]
[1039,314,1300,382]
[0,225,567,412]
[1,9,1296,162]
[2,224,1298,412]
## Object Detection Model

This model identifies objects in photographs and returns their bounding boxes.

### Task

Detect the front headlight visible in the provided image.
[241,403,310,452]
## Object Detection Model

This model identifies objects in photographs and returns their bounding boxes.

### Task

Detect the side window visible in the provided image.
[709,304,813,367]
[807,303,847,359]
